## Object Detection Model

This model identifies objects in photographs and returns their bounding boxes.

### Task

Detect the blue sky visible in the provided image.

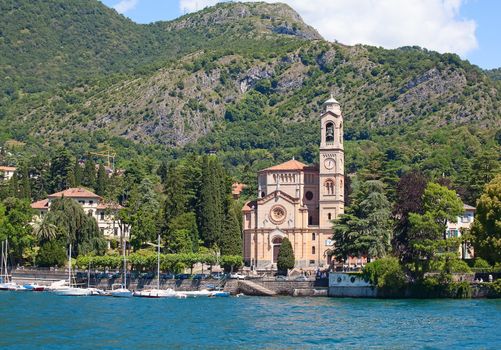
[101,0,500,69]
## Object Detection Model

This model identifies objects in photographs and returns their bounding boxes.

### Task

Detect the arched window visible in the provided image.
[324,179,335,195]
[272,237,283,245]
[312,246,316,255]
[311,232,316,241]
[261,191,266,198]
[326,122,334,143]
[328,213,332,220]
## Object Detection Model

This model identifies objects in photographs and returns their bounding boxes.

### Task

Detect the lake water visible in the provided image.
[0,292,499,349]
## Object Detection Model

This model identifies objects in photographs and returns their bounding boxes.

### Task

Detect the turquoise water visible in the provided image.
[0,292,500,349]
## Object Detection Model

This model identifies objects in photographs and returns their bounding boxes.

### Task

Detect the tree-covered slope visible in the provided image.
[0,1,499,205]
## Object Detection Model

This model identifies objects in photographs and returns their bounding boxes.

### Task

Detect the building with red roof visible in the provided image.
[242,96,356,271]
[31,187,127,247]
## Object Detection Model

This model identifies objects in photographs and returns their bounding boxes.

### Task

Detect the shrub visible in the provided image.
[363,257,407,296]
[447,259,472,273]
[473,258,491,269]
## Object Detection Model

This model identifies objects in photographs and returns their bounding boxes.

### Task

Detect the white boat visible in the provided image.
[111,283,132,298]
[53,287,92,296]
[0,240,22,291]
[133,288,178,298]
[53,244,92,296]
[111,239,132,298]
[181,289,230,298]
[133,235,180,299]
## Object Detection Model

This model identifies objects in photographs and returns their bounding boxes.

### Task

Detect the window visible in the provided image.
[88,210,93,216]
[89,200,94,205]
[324,179,335,195]
[100,212,105,220]
[325,122,334,142]
[309,260,315,266]
[78,200,85,205]
[328,213,332,220]
[308,216,313,225]
[312,232,316,241]
[305,191,313,201]
[261,191,266,198]
[312,246,316,254]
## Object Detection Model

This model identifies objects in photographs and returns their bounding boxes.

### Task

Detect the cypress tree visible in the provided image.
[162,163,187,230]
[198,156,224,247]
[19,165,31,200]
[220,202,243,256]
[74,159,82,186]
[96,163,107,196]
[49,148,74,192]
[277,237,295,275]
[82,157,96,189]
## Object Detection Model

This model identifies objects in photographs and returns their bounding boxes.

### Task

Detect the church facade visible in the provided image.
[242,96,345,270]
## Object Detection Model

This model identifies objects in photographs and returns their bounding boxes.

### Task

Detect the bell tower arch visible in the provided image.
[318,95,344,229]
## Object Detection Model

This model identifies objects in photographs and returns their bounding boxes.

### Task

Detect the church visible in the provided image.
[242,96,345,270]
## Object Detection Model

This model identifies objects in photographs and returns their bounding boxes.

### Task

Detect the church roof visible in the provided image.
[260,159,308,172]
[47,187,101,199]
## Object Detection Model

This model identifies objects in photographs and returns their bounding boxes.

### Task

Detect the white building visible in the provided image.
[31,188,129,247]
[445,203,476,259]
[0,166,16,180]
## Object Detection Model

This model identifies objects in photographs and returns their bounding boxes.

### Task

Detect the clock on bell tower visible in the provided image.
[318,95,344,229]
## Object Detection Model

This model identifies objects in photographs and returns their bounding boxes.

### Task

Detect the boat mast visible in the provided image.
[1,241,4,281]
[68,244,72,286]
[157,234,160,290]
[123,238,127,288]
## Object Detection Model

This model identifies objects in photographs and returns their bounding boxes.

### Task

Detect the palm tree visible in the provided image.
[33,216,58,242]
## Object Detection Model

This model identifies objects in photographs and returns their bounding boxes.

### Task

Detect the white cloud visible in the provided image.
[178,0,477,56]
[113,0,139,14]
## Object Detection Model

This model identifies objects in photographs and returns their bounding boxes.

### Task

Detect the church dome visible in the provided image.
[323,94,339,105]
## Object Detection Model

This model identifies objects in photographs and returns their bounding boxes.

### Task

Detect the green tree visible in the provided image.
[161,163,187,231]
[33,215,58,242]
[470,174,501,265]
[220,202,242,256]
[0,197,34,263]
[408,182,464,276]
[95,163,107,196]
[82,157,96,189]
[49,148,74,193]
[333,180,393,261]
[37,240,67,267]
[47,198,106,256]
[277,237,294,274]
[198,156,225,247]
[165,212,199,253]
[74,159,82,187]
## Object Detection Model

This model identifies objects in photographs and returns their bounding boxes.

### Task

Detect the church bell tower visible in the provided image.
[318,95,344,229]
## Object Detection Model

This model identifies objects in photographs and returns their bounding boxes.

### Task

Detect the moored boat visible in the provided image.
[133,288,178,298]
[110,283,133,298]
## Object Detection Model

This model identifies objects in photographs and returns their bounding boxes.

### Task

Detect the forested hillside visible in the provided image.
[0,0,499,206]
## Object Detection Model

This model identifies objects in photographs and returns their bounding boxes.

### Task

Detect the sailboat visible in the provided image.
[0,240,25,291]
[111,238,132,298]
[133,235,177,298]
[53,244,92,296]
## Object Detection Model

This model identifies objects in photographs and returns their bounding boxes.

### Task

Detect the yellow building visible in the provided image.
[31,188,128,248]
[243,96,345,270]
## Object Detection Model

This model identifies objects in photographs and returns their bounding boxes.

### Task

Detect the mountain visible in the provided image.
[0,1,499,203]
